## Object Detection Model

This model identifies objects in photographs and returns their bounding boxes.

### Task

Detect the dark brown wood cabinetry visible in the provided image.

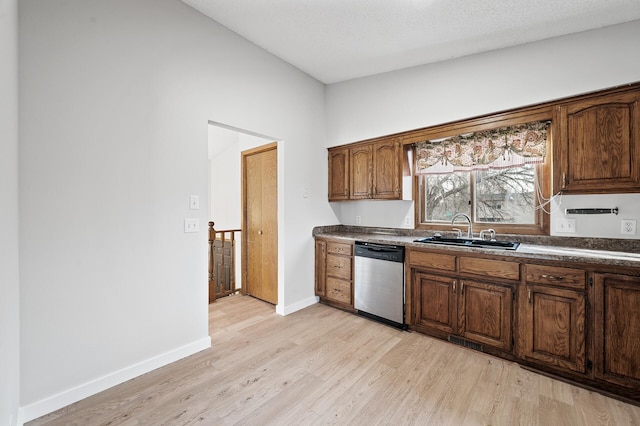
[555,89,640,193]
[410,250,516,352]
[315,238,354,308]
[328,137,401,201]
[593,273,640,391]
[328,147,350,201]
[314,239,327,297]
[372,139,401,199]
[349,144,373,199]
[520,264,587,373]
[458,279,513,351]
[414,272,457,334]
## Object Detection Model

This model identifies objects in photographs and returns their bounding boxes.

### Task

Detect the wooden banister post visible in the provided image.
[208,221,216,303]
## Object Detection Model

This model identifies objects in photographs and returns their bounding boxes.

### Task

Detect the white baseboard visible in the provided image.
[277,296,318,316]
[19,336,211,424]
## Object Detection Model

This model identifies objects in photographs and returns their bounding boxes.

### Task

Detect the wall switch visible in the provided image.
[355,215,361,225]
[621,219,637,235]
[189,195,200,210]
[555,217,576,233]
[184,218,200,233]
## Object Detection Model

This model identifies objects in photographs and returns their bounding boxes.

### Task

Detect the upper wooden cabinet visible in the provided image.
[372,139,401,199]
[328,137,402,201]
[350,144,373,199]
[328,147,349,201]
[555,89,640,193]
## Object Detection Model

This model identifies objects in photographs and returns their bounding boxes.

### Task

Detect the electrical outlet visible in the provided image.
[405,216,411,226]
[355,215,361,225]
[621,219,637,235]
[555,217,576,233]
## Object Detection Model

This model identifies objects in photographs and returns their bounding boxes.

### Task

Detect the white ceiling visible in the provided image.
[183,0,640,84]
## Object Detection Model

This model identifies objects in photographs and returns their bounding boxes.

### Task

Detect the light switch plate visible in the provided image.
[184,218,200,233]
[189,195,200,210]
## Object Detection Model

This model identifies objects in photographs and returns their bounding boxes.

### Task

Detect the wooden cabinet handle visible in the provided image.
[528,289,532,303]
[562,173,567,189]
[460,281,464,294]
[453,280,456,294]
[541,274,564,281]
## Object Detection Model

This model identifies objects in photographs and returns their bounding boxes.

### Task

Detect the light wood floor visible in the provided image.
[29,294,640,426]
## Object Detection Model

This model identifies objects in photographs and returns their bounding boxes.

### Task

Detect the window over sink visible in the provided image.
[414,120,552,235]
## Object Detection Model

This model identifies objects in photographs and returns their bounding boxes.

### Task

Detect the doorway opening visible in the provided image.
[207,121,282,309]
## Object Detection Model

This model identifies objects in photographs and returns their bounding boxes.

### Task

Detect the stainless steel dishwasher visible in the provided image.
[354,241,406,329]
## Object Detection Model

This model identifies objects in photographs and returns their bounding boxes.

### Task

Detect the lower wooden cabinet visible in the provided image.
[458,280,513,351]
[520,283,587,373]
[593,273,640,389]
[414,272,457,334]
[315,238,354,308]
[413,271,513,352]
[314,239,327,297]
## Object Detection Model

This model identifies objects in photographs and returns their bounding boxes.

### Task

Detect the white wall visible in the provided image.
[19,0,332,421]
[0,0,21,424]
[326,20,640,239]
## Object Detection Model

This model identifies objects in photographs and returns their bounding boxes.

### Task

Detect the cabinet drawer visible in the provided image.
[326,254,352,280]
[408,250,456,272]
[327,241,353,256]
[326,277,352,305]
[459,257,520,281]
[525,264,586,289]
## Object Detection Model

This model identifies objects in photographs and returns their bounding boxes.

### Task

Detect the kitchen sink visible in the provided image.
[413,236,520,250]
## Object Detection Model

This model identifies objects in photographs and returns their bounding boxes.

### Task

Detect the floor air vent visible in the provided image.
[448,335,483,352]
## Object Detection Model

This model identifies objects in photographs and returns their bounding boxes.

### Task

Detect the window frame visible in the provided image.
[416,160,550,235]
[403,107,553,236]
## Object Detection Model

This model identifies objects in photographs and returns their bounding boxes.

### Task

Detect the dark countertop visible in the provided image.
[313,225,640,268]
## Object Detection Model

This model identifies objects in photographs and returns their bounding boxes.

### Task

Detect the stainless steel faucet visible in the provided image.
[451,213,473,239]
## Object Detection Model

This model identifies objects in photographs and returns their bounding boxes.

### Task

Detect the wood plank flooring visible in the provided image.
[29,294,640,425]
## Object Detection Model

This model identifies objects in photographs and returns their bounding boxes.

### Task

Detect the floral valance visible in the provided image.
[415,121,549,174]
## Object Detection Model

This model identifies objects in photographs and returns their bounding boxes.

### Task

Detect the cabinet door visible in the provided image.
[521,284,586,373]
[594,273,640,388]
[328,147,350,201]
[414,272,457,334]
[557,90,640,193]
[372,139,400,199]
[458,280,513,351]
[350,144,373,199]
[314,239,326,297]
